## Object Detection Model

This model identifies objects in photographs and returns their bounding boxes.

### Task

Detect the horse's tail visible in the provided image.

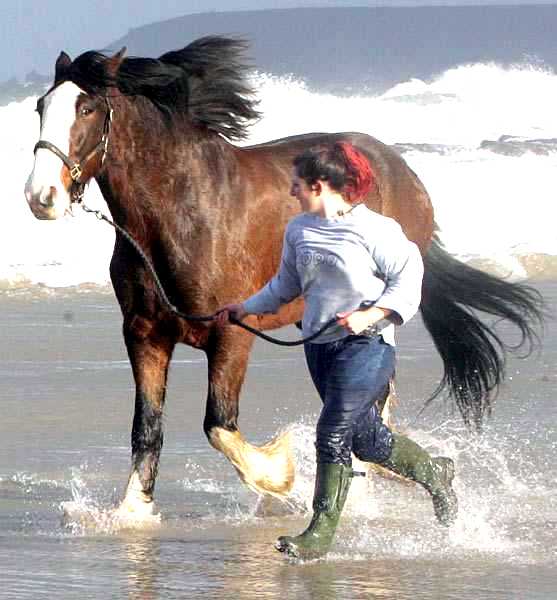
[420,236,545,428]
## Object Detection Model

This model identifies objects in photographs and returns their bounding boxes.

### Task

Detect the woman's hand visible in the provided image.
[336,306,392,335]
[215,303,248,326]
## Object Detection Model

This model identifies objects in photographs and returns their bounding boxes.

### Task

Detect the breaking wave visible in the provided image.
[2,61,555,291]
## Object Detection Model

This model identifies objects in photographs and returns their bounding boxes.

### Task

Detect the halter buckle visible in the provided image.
[70,163,82,182]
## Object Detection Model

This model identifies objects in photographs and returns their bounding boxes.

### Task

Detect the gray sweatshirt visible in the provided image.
[242,204,424,345]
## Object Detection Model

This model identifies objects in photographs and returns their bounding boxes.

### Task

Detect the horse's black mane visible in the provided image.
[57,36,260,140]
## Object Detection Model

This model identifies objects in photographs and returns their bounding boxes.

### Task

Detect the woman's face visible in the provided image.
[290,173,322,213]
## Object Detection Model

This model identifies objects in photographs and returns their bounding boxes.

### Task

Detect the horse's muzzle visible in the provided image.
[25,186,68,220]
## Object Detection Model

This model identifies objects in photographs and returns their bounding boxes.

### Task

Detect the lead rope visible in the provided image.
[81,203,339,346]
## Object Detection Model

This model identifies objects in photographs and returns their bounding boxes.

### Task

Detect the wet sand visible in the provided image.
[0,282,556,599]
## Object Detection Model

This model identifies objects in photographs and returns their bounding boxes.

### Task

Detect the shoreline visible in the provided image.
[0,262,555,300]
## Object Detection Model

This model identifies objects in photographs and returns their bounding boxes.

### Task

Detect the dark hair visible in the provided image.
[292,142,374,203]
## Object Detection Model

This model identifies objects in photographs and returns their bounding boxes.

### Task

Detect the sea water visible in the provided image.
[1,60,556,289]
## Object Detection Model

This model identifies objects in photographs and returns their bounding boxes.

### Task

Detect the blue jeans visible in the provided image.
[304,335,396,466]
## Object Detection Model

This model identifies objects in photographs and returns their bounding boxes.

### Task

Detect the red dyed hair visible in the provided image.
[335,142,374,203]
[293,141,375,204]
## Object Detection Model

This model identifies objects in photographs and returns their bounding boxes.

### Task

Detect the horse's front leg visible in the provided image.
[117,317,175,519]
[203,327,295,498]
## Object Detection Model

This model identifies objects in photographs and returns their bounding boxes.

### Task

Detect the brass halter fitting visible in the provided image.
[70,163,83,182]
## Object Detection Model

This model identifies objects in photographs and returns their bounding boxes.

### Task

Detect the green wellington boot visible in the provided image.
[275,462,354,560]
[383,433,458,526]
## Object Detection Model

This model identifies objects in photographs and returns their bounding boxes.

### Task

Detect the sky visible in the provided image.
[2,0,555,81]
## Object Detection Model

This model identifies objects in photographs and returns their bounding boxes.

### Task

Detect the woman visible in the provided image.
[217,142,458,560]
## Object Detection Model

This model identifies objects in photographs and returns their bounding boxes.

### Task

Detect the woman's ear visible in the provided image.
[312,181,323,195]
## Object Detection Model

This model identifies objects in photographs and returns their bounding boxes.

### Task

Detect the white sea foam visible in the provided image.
[6,471,68,492]
[2,62,556,289]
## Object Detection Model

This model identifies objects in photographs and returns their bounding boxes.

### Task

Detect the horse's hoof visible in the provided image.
[114,499,159,522]
[209,427,295,497]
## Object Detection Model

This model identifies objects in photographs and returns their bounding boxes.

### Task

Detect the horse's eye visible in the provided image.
[80,106,94,117]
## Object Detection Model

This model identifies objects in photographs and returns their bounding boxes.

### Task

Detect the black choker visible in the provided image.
[337,201,363,217]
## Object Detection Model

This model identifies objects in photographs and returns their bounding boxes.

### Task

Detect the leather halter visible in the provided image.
[33,98,113,202]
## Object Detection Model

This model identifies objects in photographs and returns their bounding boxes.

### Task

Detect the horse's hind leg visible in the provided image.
[377,378,397,429]
[363,378,411,483]
[203,327,294,498]
[118,319,175,519]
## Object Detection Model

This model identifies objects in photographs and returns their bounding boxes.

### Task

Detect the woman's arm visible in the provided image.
[337,222,422,336]
[216,228,301,323]
[241,235,301,315]
[336,305,395,335]
[371,220,424,325]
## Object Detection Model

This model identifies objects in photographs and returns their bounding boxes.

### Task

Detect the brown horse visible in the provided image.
[24,37,542,519]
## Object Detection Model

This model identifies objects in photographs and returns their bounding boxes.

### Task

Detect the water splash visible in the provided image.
[263,417,555,563]
[60,465,161,535]
[4,471,67,494]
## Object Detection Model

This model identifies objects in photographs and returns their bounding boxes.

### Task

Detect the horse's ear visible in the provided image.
[106,47,127,76]
[55,52,72,79]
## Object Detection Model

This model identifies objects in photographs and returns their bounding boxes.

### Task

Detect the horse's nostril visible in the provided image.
[38,187,56,208]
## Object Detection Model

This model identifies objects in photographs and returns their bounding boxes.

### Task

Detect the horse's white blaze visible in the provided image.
[25,82,83,219]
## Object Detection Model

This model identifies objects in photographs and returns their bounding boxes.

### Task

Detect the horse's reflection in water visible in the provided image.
[122,536,161,600]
